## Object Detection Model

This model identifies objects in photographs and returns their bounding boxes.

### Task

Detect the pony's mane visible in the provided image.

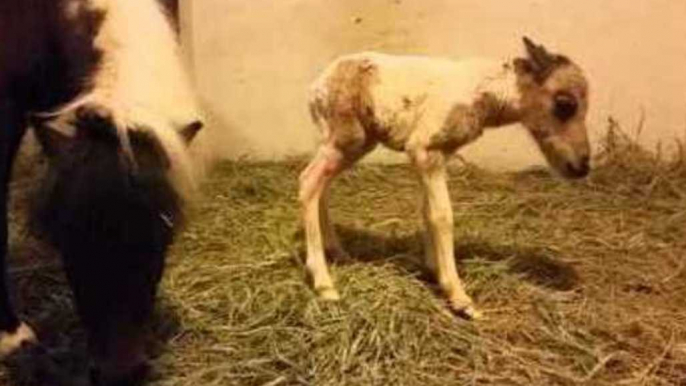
[50,0,203,199]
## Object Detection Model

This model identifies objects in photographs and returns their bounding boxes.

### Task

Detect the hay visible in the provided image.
[1,120,686,385]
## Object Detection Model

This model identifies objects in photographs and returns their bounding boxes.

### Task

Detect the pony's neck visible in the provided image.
[472,60,523,129]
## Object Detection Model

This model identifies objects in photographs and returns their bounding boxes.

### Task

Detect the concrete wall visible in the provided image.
[182,0,686,169]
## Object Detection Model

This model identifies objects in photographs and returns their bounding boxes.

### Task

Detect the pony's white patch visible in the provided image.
[53,0,203,199]
[0,323,36,357]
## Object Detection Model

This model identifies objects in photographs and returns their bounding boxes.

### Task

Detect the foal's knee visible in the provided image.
[298,173,314,207]
[298,148,345,205]
[427,212,453,230]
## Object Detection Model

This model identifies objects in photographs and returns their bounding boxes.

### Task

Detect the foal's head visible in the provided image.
[514,37,591,179]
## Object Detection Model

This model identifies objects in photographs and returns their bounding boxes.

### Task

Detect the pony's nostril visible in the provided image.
[90,362,150,386]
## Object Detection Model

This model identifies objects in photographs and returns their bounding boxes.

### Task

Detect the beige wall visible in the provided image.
[183,0,686,169]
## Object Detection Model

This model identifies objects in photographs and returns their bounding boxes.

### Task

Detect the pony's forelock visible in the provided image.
[46,0,203,200]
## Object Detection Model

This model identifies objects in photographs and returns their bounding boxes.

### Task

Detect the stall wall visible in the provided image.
[182,0,686,169]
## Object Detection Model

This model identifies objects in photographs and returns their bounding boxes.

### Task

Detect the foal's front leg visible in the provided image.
[410,149,478,319]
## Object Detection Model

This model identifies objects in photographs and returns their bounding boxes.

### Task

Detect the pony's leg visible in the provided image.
[299,145,349,300]
[0,102,35,356]
[409,148,478,320]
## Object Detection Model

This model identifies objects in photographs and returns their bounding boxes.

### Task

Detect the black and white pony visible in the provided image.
[0,0,202,384]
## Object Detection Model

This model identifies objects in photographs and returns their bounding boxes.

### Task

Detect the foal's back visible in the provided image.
[310,52,504,152]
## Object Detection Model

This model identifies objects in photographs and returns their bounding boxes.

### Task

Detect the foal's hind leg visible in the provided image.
[0,104,36,356]
[319,186,346,260]
[299,145,347,300]
[299,115,374,300]
[318,141,376,260]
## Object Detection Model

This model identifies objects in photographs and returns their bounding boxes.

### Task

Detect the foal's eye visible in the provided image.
[553,93,578,122]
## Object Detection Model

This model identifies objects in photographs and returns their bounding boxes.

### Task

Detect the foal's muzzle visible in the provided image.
[565,155,590,179]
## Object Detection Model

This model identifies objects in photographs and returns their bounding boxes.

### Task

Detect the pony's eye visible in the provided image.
[553,93,578,122]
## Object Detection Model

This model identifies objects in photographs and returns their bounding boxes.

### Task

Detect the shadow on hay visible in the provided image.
[297,225,579,292]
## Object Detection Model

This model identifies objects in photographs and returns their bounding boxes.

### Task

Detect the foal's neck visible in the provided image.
[472,60,523,129]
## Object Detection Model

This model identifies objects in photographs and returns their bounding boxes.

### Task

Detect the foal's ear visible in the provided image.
[178,120,203,144]
[513,57,535,76]
[516,36,554,82]
[523,36,554,69]
[30,115,77,158]
[517,36,569,83]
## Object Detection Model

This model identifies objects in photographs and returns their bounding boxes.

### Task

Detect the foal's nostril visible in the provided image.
[565,157,590,179]
[580,155,590,170]
[577,155,590,175]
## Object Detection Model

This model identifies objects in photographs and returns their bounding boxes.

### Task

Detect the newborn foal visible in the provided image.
[299,37,590,319]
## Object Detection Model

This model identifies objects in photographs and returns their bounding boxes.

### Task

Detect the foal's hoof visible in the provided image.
[455,305,482,321]
[449,300,481,321]
[0,322,37,357]
[316,287,341,301]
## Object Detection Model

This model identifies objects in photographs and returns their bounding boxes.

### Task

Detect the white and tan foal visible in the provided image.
[299,37,590,319]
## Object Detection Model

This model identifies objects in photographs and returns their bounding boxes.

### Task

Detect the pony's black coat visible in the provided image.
[0,0,99,334]
[33,114,183,350]
[0,0,192,384]
[1,0,104,112]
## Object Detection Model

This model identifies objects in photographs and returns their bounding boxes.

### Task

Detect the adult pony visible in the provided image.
[0,0,202,384]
